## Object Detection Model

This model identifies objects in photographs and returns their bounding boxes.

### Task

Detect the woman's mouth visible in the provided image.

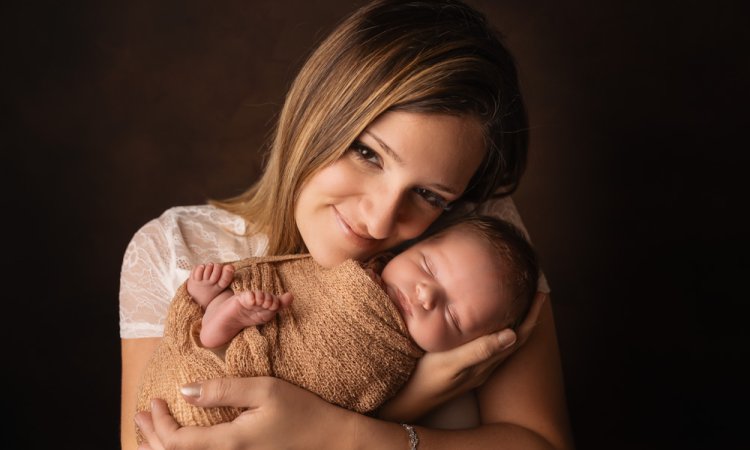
[332,206,378,249]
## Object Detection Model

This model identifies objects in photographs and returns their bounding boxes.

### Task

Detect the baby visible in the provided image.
[135,214,539,434]
[193,214,538,353]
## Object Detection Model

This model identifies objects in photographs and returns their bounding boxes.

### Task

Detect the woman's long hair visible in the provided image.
[213,0,529,255]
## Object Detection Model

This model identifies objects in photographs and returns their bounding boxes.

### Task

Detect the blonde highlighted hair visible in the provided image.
[213,0,529,256]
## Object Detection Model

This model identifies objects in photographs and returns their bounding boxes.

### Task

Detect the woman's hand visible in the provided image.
[135,377,356,450]
[377,291,547,422]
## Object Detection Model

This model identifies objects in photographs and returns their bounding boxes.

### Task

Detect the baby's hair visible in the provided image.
[430,214,539,331]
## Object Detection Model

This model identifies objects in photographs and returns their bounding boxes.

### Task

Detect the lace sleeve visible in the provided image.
[119,217,175,338]
[118,205,268,338]
[477,196,551,293]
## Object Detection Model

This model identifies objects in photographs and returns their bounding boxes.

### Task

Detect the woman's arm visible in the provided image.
[141,390,563,450]
[358,297,573,449]
[136,294,574,450]
[476,295,575,449]
[121,337,161,450]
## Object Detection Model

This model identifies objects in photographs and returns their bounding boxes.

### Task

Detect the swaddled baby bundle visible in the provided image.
[136,254,423,434]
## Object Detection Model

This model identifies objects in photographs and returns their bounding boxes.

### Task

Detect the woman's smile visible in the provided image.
[332,205,378,248]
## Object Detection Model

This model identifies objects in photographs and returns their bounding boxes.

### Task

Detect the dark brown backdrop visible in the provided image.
[5,1,748,448]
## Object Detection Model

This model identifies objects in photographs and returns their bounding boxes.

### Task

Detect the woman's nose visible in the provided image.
[361,188,404,240]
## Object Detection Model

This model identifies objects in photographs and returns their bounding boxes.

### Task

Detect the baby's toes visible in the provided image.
[217,265,235,289]
[267,294,281,311]
[279,292,294,307]
[258,291,273,309]
[191,264,206,281]
[207,263,223,283]
[235,291,257,309]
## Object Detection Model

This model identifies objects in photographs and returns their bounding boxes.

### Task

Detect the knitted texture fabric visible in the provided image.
[135,254,423,436]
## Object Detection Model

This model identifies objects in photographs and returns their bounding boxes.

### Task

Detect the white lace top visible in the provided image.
[118,198,548,339]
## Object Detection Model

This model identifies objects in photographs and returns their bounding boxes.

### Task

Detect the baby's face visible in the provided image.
[380,225,509,352]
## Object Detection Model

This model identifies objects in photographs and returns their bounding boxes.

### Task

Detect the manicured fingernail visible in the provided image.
[497,330,516,349]
[180,382,202,398]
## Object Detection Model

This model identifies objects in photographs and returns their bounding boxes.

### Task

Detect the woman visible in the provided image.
[121,0,575,449]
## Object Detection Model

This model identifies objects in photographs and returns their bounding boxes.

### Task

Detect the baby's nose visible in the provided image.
[417,283,436,310]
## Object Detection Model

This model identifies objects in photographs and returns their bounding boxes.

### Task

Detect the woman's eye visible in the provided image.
[413,187,450,211]
[350,141,381,166]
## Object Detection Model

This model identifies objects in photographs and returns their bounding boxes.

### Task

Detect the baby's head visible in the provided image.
[378,215,539,352]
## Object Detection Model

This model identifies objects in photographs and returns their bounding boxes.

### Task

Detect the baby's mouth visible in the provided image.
[387,285,411,317]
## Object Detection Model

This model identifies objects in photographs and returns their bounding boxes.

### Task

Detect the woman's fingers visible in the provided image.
[377,292,548,422]
[377,330,517,422]
[149,399,182,438]
[134,409,164,450]
[446,328,517,372]
[456,291,547,375]
[141,398,229,449]
[172,377,351,449]
[180,376,272,408]
[442,292,546,373]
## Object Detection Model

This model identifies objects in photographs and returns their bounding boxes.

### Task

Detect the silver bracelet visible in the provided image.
[401,423,419,450]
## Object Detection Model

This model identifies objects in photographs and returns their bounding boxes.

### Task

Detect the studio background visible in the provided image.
[4,1,748,449]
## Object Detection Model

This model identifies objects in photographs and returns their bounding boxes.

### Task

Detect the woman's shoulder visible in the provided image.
[128,203,267,264]
[130,204,245,245]
[155,204,248,235]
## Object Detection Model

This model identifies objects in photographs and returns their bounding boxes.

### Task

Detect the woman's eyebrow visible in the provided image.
[363,130,460,196]
[363,130,403,163]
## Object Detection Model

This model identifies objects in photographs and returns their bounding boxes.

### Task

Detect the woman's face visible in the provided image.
[295,111,485,267]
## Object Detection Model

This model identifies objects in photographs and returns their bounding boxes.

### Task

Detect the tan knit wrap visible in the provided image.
[135,255,423,434]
